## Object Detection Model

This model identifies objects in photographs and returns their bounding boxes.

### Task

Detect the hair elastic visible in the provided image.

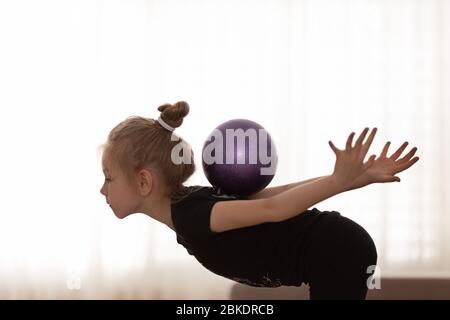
[157,116,175,132]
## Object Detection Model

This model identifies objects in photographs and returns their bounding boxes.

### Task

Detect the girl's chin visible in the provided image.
[111,208,129,219]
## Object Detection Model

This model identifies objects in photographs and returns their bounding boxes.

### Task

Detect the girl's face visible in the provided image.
[100,159,141,219]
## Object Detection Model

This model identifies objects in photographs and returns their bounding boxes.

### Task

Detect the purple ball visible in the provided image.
[202,119,278,196]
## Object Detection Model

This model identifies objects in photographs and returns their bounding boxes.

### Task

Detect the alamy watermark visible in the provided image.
[169,128,277,175]
[366,265,381,290]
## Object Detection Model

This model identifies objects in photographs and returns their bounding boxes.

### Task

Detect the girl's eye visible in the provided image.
[104,178,111,183]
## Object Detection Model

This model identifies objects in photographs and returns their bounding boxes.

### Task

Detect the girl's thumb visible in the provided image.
[363,155,376,170]
[384,176,400,183]
[329,141,338,154]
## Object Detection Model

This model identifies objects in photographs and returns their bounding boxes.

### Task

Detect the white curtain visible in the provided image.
[0,0,448,299]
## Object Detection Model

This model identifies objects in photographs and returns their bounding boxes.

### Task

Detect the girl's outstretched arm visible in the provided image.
[247,176,329,200]
[267,174,345,222]
[210,175,345,233]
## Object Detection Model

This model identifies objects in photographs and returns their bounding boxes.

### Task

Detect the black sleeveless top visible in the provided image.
[170,185,336,287]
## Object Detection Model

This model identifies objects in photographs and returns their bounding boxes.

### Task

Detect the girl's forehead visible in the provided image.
[102,157,113,172]
[102,157,108,167]
[102,158,122,176]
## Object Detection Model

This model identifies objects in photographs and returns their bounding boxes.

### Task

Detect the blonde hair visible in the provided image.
[99,101,195,199]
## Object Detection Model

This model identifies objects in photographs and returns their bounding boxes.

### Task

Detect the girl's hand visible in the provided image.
[328,127,377,190]
[348,140,420,190]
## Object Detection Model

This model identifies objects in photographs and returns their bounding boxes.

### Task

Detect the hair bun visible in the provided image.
[157,101,190,129]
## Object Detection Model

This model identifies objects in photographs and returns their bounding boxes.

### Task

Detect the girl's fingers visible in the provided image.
[329,140,339,154]
[398,147,418,163]
[355,128,369,149]
[390,142,409,161]
[395,156,420,173]
[380,175,401,183]
[363,154,376,170]
[346,132,355,151]
[360,128,377,160]
[381,141,391,158]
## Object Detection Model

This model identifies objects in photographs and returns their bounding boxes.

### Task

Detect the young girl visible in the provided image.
[99,101,419,300]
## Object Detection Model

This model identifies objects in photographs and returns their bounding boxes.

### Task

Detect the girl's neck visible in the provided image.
[141,194,175,231]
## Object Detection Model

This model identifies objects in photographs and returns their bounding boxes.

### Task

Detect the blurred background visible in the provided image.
[0,0,448,299]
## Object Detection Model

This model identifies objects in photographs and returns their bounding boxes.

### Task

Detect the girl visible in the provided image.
[99,101,419,300]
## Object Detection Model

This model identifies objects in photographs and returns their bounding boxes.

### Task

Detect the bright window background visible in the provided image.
[0,0,449,299]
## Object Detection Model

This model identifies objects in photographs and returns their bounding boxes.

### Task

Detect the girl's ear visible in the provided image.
[137,169,153,195]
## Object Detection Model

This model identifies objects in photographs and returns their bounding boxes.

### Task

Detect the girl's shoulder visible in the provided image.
[171,185,211,204]
[171,185,246,205]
